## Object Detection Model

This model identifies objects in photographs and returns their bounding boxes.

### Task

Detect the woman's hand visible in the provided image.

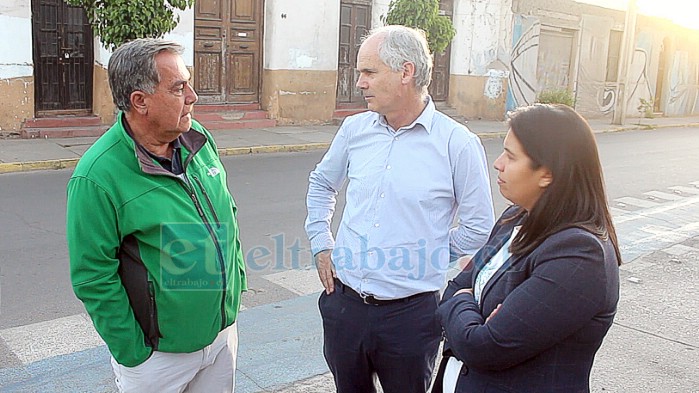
[486,304,502,323]
[454,288,473,296]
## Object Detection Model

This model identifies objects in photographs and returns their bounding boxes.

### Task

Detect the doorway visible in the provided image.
[337,0,371,104]
[429,0,453,101]
[31,0,93,115]
[194,0,263,103]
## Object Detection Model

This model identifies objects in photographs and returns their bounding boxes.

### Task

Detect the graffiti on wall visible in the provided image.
[664,50,699,116]
[506,15,540,111]
[576,15,615,117]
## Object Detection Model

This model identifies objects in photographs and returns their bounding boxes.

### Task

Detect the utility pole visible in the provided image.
[612,0,638,125]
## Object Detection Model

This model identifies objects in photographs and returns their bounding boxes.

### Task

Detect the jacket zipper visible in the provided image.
[147,281,160,349]
[179,175,228,330]
[193,175,221,228]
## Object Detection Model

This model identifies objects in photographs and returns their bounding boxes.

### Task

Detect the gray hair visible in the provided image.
[364,25,433,94]
[108,38,185,112]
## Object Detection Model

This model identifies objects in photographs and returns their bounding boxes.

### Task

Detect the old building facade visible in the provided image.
[1,0,698,134]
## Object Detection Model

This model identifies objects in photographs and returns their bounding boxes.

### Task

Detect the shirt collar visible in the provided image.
[375,96,435,134]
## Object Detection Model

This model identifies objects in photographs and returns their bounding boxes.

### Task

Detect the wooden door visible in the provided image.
[429,0,453,101]
[337,0,371,104]
[31,0,93,114]
[194,0,263,103]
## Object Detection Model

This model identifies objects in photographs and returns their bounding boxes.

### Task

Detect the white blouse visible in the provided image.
[442,225,521,393]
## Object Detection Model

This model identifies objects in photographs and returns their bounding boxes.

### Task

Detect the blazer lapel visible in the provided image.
[478,254,523,309]
[470,223,517,288]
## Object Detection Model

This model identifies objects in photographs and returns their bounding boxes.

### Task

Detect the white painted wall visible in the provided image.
[451,0,507,76]
[0,0,33,79]
[264,0,339,71]
[372,0,390,30]
[95,7,195,67]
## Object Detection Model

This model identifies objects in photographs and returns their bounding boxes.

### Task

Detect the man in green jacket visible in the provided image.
[66,38,246,393]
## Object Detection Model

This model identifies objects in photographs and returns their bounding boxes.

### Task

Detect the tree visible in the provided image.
[64,0,195,51]
[381,0,456,54]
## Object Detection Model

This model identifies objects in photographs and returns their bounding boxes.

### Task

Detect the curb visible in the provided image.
[0,158,80,174]
[0,143,333,175]
[595,122,699,134]
[0,123,696,175]
[218,142,331,157]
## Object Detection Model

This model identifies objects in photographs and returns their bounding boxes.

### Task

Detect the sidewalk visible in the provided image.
[1,114,699,174]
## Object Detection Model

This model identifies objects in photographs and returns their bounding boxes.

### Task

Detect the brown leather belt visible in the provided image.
[335,278,434,306]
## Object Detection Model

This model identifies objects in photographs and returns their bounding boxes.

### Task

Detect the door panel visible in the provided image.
[337,0,371,104]
[194,0,262,103]
[32,0,93,114]
[429,0,453,101]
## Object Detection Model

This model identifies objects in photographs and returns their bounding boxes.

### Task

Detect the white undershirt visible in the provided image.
[474,226,521,305]
[442,225,521,393]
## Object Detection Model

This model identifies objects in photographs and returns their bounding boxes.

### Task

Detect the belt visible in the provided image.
[335,279,434,306]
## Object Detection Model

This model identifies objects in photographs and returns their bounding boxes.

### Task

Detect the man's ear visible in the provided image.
[130,91,148,115]
[539,168,553,189]
[401,61,416,85]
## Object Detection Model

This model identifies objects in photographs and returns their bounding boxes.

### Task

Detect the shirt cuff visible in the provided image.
[310,234,335,256]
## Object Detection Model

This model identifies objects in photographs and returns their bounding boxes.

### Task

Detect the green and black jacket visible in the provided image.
[67,113,247,367]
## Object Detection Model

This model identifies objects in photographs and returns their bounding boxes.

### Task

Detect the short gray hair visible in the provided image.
[108,38,185,112]
[364,25,433,93]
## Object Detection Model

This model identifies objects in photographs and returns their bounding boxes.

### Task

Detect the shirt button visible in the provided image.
[380,193,385,198]
[374,223,380,227]
[386,165,392,170]
[394,136,399,141]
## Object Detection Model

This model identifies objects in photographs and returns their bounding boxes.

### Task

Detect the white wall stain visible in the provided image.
[484,69,509,99]
[288,49,317,69]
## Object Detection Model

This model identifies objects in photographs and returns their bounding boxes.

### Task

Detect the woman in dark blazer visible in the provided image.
[434,104,621,393]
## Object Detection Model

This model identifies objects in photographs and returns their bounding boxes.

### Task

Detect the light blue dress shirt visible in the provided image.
[305,98,495,299]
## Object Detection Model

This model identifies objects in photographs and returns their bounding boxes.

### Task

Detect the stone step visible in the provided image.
[194,103,261,112]
[201,118,277,130]
[195,110,269,122]
[20,126,108,139]
[23,116,102,129]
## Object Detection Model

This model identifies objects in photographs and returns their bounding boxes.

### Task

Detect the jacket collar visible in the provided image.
[117,112,208,176]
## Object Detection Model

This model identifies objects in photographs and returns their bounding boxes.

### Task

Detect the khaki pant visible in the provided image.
[110,323,238,393]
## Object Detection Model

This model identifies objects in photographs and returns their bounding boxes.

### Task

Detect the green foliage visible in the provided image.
[381,0,456,54]
[536,88,576,107]
[64,0,195,51]
[637,97,655,118]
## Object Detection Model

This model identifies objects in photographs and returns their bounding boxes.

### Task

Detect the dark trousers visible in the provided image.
[318,280,442,393]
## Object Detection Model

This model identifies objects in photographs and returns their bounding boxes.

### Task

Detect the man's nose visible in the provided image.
[356,75,367,89]
[186,84,198,104]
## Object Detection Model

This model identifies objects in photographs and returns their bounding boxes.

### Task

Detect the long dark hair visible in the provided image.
[507,104,622,265]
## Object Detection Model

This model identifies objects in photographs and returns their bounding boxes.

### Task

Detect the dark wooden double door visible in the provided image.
[194,0,263,103]
[337,0,453,104]
[31,0,93,115]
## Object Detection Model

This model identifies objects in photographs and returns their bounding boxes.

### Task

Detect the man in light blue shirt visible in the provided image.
[305,25,494,393]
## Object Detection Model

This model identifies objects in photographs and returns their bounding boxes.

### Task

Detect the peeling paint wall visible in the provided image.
[262,70,336,124]
[449,0,511,120]
[262,0,339,122]
[574,14,613,118]
[0,77,34,132]
[0,0,34,130]
[449,74,508,120]
[507,14,541,110]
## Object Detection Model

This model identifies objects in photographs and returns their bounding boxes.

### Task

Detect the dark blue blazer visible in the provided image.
[434,206,620,393]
